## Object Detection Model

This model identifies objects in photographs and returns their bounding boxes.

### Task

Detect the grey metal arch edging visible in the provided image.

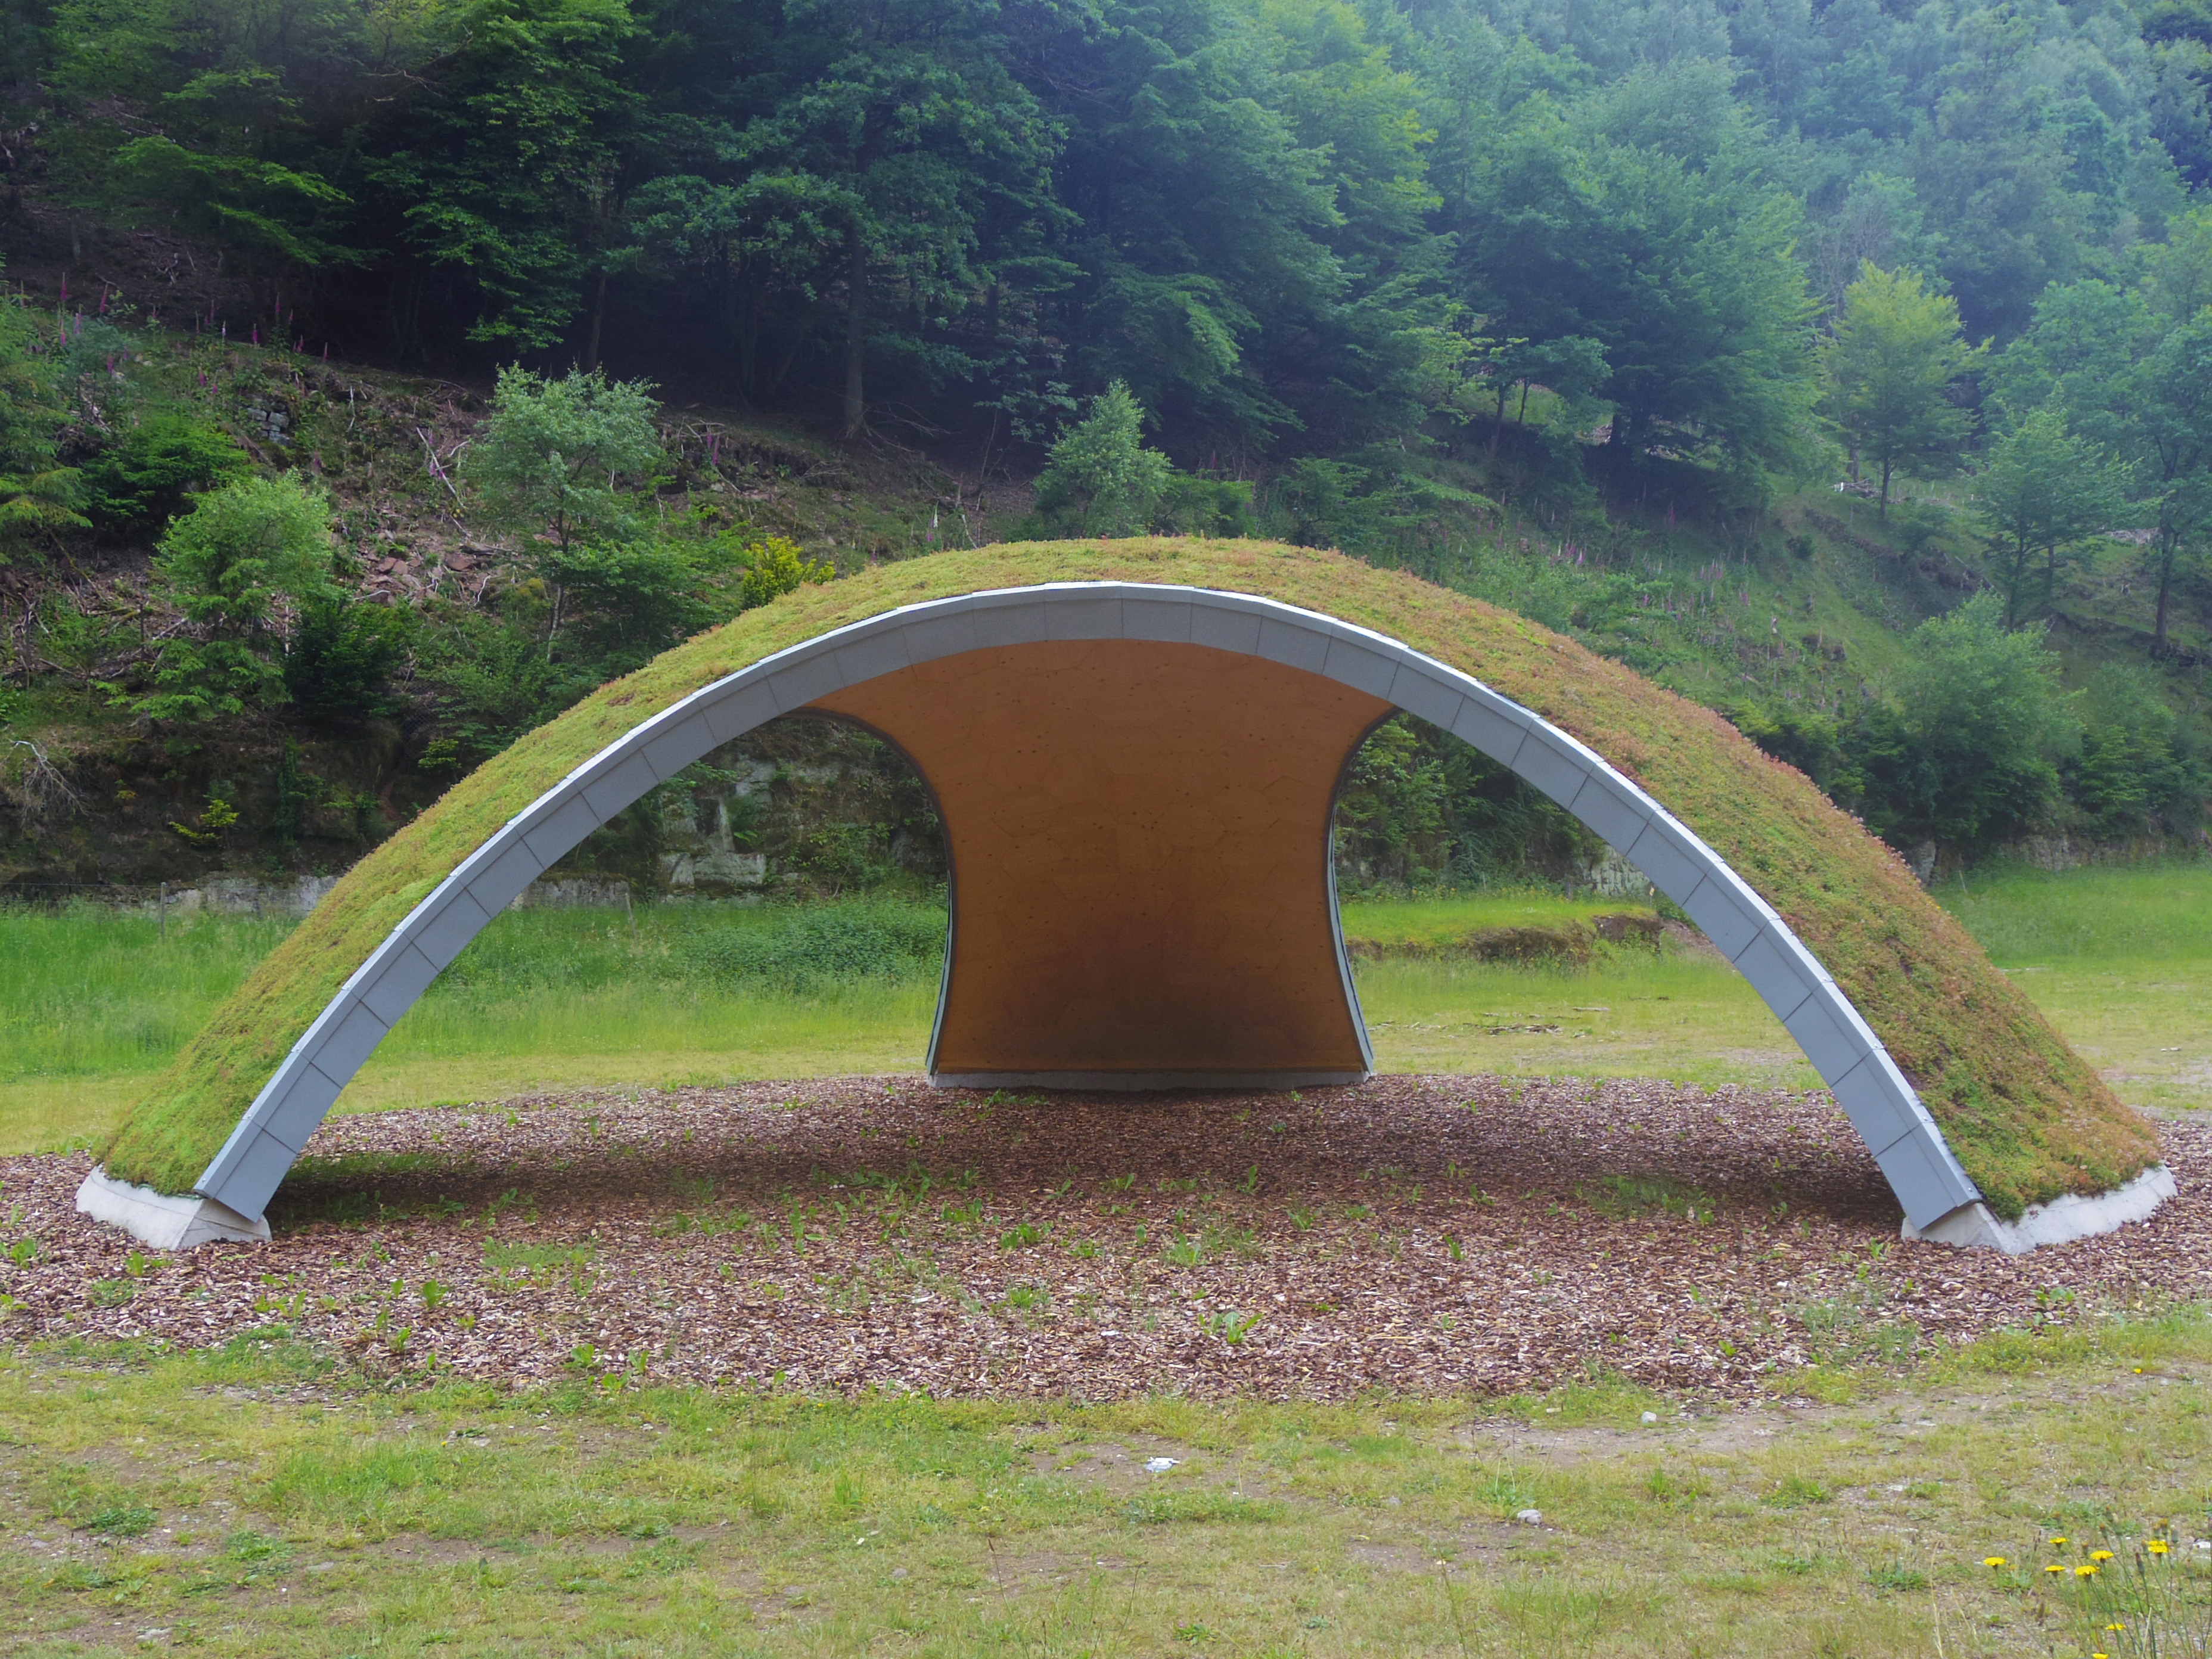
[83,581,2068,1251]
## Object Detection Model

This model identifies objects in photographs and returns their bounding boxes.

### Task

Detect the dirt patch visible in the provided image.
[1344,914,1664,966]
[6,1076,2206,1403]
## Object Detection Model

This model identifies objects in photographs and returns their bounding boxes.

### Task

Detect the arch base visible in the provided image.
[77,1167,271,1250]
[930,1070,1371,1091]
[1902,1164,2176,1254]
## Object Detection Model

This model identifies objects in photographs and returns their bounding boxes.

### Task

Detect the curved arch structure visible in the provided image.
[82,561,2173,1254]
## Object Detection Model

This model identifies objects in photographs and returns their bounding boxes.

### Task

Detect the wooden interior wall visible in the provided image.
[810,641,1390,1079]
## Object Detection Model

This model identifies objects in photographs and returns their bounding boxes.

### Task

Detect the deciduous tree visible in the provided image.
[1820,263,1980,517]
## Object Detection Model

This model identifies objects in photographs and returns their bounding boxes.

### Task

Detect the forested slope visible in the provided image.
[2,0,2211,890]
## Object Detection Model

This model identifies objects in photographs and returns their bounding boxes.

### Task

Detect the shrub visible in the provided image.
[283,597,414,722]
[681,902,946,993]
[1032,382,1173,536]
[538,538,718,672]
[138,473,338,721]
[737,536,832,611]
[1841,593,2077,855]
[2065,663,2205,838]
[79,414,248,530]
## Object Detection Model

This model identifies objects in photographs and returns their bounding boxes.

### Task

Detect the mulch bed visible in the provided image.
[3,1076,2205,1402]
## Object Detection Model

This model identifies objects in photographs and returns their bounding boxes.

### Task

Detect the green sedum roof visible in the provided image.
[100,539,2159,1220]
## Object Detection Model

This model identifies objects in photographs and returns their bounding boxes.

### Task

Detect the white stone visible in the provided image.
[1515,1509,1543,1525]
[75,1169,269,1250]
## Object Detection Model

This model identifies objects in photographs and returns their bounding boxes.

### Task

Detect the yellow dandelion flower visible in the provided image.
[2077,1564,2099,1578]
[1983,1556,2008,1568]
[2050,1536,2070,1546]
[2092,1550,2115,1562]
[2105,1623,2127,1632]
[2046,1564,2066,1575]
[2148,1540,2171,1556]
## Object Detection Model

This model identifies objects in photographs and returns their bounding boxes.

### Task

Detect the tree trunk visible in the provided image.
[2154,538,2177,657]
[582,269,609,373]
[1878,457,1893,519]
[841,227,868,439]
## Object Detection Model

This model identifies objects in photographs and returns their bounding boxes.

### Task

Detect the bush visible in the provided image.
[421,610,598,759]
[1728,704,1852,794]
[283,597,414,722]
[138,473,338,721]
[79,414,248,530]
[1033,382,1173,536]
[0,270,84,557]
[1840,593,2077,855]
[538,538,718,674]
[1158,474,1254,536]
[2064,664,2205,839]
[680,902,947,993]
[736,535,832,611]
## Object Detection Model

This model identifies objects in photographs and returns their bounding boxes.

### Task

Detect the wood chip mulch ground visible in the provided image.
[4,1076,2205,1403]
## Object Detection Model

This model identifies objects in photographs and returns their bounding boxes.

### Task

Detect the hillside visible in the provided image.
[2,305,2203,899]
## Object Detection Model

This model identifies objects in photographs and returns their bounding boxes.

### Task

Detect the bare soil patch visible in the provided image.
[4,1076,2204,1401]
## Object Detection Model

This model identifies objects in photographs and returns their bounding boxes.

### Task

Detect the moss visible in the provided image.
[99,539,2160,1216]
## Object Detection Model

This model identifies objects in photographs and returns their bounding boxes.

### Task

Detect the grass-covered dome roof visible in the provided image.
[101,539,2158,1221]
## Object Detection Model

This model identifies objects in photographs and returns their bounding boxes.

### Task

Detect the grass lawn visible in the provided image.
[1932,859,2212,1114]
[3,1319,2208,1656]
[6,872,2211,1654]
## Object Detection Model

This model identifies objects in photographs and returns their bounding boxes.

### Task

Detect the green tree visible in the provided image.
[282,597,413,723]
[0,284,85,557]
[1444,81,1820,490]
[78,414,247,531]
[1032,383,1174,537]
[1820,264,1981,517]
[358,0,639,349]
[464,366,661,557]
[1843,594,2079,856]
[2064,663,2205,839]
[2133,316,2212,655]
[138,473,337,721]
[1973,406,2132,627]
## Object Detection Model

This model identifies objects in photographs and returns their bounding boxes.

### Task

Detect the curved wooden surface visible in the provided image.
[811,640,1389,1080]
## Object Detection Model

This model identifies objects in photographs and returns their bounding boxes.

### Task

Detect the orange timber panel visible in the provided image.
[809,640,1390,1076]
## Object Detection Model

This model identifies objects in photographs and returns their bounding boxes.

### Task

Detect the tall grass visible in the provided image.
[9,862,2205,1145]
[0,903,296,1081]
[0,899,948,1147]
[371,902,945,1080]
[1935,858,2212,963]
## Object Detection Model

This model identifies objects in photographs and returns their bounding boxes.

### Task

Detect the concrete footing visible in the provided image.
[1903,1164,2177,1254]
[75,1168,271,1250]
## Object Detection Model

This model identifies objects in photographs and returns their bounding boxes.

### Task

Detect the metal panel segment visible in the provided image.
[1045,591,1125,640]
[521,791,603,866]
[1385,663,1466,731]
[640,710,722,781]
[412,890,495,970]
[175,580,1981,1235]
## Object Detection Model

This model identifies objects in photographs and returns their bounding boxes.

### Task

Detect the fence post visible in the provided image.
[158,881,166,942]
